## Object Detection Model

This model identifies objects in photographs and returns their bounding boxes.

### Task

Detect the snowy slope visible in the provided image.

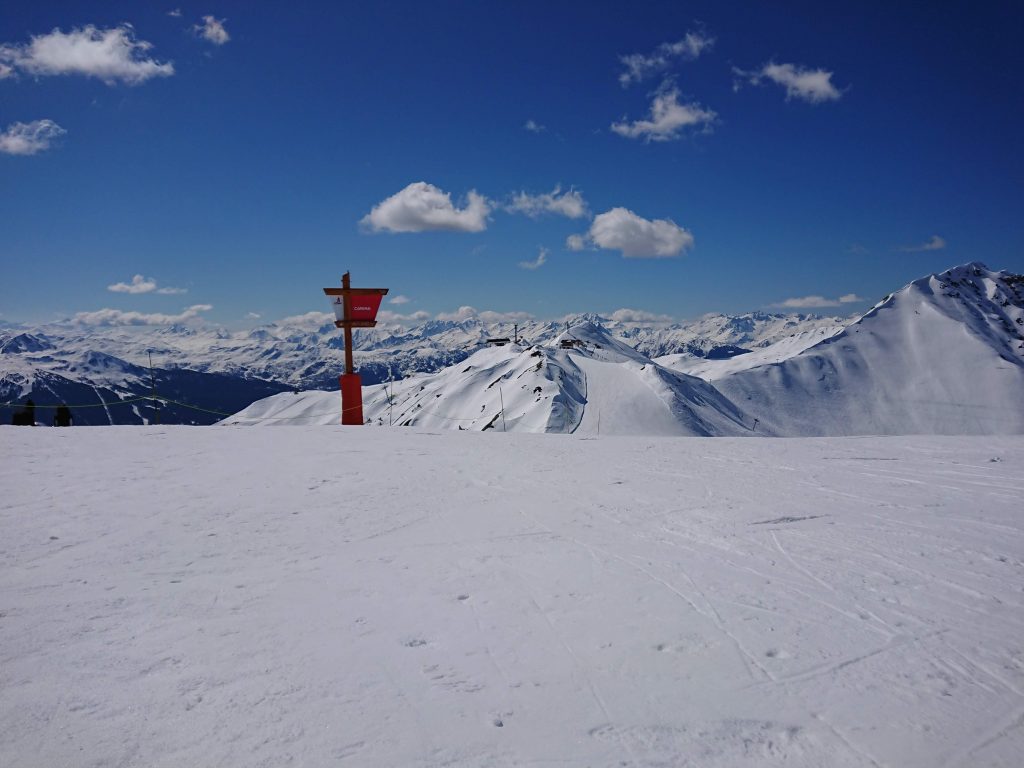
[3,427,1023,767]
[716,263,1024,436]
[227,323,753,435]
[1,311,842,394]
[657,324,846,380]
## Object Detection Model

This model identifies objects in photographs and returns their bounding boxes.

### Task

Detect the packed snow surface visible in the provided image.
[2,427,1023,767]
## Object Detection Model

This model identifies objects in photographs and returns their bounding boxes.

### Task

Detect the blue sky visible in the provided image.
[2,1,1022,328]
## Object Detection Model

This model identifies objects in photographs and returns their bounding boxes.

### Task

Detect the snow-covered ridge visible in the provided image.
[715,262,1024,436]
[229,323,753,436]
[231,262,1024,436]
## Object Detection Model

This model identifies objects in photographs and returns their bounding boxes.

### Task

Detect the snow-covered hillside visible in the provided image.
[657,324,846,380]
[1,310,843,394]
[229,263,1024,436]
[715,262,1024,436]
[3,427,1022,766]
[227,323,753,436]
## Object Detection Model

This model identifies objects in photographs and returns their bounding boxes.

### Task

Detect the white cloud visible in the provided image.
[899,235,946,252]
[619,29,715,87]
[611,85,716,141]
[361,181,490,233]
[772,293,863,308]
[107,274,156,294]
[168,9,183,18]
[565,234,586,251]
[573,207,694,258]
[0,119,65,155]
[277,310,334,328]
[608,308,675,323]
[195,16,230,45]
[435,305,479,322]
[434,306,533,323]
[506,186,588,219]
[518,247,548,271]
[388,295,411,305]
[73,304,212,326]
[107,274,187,295]
[377,310,430,325]
[524,119,546,133]
[0,62,13,79]
[245,312,261,320]
[733,61,842,103]
[0,24,174,85]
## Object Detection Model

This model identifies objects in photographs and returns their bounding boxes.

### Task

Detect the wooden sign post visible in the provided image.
[323,272,388,425]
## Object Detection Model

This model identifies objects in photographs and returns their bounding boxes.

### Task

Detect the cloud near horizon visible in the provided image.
[733,61,843,103]
[434,306,534,323]
[0,24,174,85]
[898,235,946,252]
[611,85,716,141]
[107,274,187,295]
[618,29,715,87]
[570,207,694,258]
[0,119,65,155]
[773,293,863,309]
[608,308,675,323]
[361,182,490,233]
[74,304,212,326]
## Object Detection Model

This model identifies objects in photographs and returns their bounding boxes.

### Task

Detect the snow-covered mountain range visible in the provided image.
[1,303,842,425]
[5,262,1022,432]
[230,262,1024,436]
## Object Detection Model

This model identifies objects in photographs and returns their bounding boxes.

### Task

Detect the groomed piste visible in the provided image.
[2,427,1022,766]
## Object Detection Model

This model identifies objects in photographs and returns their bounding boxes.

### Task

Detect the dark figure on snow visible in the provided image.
[11,399,36,426]
[54,404,72,427]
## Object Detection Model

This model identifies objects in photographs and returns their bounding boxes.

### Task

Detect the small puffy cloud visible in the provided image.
[524,119,546,133]
[899,235,946,252]
[168,9,183,18]
[195,15,230,45]
[435,305,479,322]
[611,86,716,142]
[434,306,532,323]
[772,293,863,309]
[377,310,430,325]
[518,247,548,271]
[479,309,533,324]
[609,308,675,323]
[361,181,490,233]
[277,310,334,328]
[0,119,65,155]
[565,234,586,251]
[73,304,212,326]
[107,274,187,294]
[506,186,588,219]
[619,29,715,87]
[733,61,842,103]
[0,24,174,85]
[0,62,13,79]
[388,294,411,305]
[245,312,261,319]
[108,274,156,294]
[572,207,694,258]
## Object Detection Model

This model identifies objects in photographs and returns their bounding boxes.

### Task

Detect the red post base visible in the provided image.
[340,373,364,425]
